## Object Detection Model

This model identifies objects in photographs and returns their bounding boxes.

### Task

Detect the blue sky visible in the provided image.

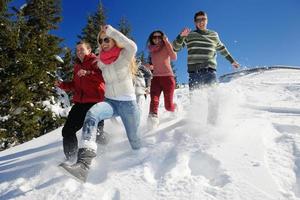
[11,0,300,83]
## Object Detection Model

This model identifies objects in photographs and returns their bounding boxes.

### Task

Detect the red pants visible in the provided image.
[149,76,176,115]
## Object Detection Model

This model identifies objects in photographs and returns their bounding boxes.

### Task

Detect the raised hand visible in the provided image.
[180,27,191,37]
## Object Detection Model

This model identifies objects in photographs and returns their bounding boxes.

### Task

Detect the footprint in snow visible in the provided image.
[188,151,231,187]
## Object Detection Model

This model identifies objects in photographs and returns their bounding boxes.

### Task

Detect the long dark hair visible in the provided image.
[146,30,165,46]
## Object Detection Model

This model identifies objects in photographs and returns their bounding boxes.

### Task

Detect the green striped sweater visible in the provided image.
[173,29,235,72]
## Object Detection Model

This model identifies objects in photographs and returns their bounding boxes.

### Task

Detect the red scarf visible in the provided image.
[100,46,122,64]
[148,44,163,53]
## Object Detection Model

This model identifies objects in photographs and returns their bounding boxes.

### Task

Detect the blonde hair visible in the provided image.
[130,58,138,77]
[97,29,137,77]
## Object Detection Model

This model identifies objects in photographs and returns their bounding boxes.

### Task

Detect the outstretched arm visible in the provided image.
[215,33,240,69]
[56,80,75,92]
[172,27,190,52]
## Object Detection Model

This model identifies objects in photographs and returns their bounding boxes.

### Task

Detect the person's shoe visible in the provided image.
[61,154,77,165]
[131,147,148,163]
[170,103,180,118]
[59,162,89,183]
[59,148,96,183]
[148,113,159,129]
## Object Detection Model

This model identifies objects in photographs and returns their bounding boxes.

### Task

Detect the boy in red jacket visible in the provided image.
[55,41,105,162]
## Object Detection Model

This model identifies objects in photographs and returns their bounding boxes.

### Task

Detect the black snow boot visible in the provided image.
[59,148,96,183]
[96,120,109,145]
[96,129,109,145]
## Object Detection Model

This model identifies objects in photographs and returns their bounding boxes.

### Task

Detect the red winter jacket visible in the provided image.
[58,53,105,103]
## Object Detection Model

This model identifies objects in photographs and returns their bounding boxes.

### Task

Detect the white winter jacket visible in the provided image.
[97,25,137,99]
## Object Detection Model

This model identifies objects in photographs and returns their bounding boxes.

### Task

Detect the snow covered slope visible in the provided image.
[1,68,300,200]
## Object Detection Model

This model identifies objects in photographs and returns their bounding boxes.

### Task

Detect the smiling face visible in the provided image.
[151,32,163,45]
[99,33,116,52]
[76,43,91,62]
[194,14,208,30]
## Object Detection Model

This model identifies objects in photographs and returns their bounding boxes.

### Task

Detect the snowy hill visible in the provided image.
[1,68,300,200]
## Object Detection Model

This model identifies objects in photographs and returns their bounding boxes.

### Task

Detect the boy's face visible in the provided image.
[194,15,208,30]
[76,44,91,61]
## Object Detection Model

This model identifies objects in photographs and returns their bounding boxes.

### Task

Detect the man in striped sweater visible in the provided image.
[173,11,240,90]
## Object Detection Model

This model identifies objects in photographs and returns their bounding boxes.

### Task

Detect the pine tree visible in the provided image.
[78,1,106,53]
[118,16,133,40]
[136,51,147,63]
[0,0,14,73]
[0,0,65,150]
[0,0,17,149]
[56,47,73,81]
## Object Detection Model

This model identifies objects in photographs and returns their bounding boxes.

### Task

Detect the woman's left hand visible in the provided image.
[162,36,169,43]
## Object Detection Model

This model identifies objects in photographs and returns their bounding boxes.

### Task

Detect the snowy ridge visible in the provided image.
[0,68,300,200]
[220,65,300,83]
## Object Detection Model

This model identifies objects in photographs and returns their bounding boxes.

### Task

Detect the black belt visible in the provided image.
[189,67,216,73]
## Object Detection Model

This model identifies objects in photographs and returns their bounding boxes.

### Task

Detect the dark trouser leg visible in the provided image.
[149,77,162,115]
[161,76,176,112]
[97,120,104,133]
[96,120,108,145]
[188,70,217,90]
[188,70,219,124]
[62,103,95,160]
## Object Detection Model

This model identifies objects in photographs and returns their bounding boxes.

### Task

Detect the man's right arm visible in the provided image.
[172,27,190,52]
[172,35,186,52]
[56,80,74,92]
[55,65,76,91]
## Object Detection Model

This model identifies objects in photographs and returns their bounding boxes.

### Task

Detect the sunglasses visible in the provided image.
[152,35,162,40]
[99,37,110,45]
[195,17,207,23]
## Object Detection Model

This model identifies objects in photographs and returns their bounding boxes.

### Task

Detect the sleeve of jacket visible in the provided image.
[105,25,137,60]
[215,32,235,63]
[139,64,153,80]
[164,40,177,61]
[58,81,75,92]
[172,34,186,52]
[139,65,152,88]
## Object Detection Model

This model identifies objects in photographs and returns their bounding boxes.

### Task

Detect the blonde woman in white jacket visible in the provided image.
[59,25,140,182]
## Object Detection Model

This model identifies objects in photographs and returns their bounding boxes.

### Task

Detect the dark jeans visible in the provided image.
[188,68,217,90]
[62,103,104,159]
[188,69,219,124]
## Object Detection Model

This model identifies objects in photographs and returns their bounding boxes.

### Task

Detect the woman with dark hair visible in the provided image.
[145,30,177,128]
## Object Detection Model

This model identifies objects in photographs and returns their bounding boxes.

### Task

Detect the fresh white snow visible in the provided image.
[0,68,300,200]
